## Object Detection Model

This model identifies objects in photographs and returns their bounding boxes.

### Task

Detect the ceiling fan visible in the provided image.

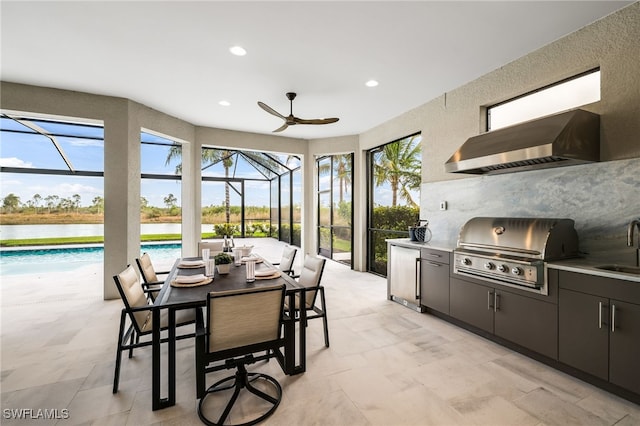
[257,92,339,132]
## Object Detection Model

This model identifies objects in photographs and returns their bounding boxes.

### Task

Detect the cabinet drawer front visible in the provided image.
[494,291,558,359]
[421,259,450,314]
[609,299,640,395]
[559,271,640,305]
[558,289,609,380]
[450,277,493,333]
[421,248,450,265]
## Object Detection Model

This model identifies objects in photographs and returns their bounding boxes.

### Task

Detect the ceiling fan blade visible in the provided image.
[293,117,340,125]
[272,122,289,132]
[257,101,286,120]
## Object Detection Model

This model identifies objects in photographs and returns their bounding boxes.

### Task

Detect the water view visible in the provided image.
[0,243,182,276]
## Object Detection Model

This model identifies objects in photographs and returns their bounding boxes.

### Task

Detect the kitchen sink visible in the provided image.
[594,264,640,275]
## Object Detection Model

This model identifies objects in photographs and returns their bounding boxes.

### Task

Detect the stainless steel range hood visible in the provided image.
[445,109,600,175]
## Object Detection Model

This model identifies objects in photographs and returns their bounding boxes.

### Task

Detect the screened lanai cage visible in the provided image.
[196,146,301,246]
[0,113,302,247]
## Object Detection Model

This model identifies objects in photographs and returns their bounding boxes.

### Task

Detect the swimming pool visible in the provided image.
[0,243,182,275]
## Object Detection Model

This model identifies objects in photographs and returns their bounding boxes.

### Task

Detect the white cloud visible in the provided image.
[0,157,33,167]
[68,139,103,147]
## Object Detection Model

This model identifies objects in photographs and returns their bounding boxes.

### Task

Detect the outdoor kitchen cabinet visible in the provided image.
[450,275,558,359]
[420,248,450,314]
[558,271,640,395]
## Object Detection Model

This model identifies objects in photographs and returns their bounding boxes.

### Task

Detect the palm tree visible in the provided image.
[163,193,177,209]
[373,135,421,207]
[165,145,235,223]
[334,154,352,203]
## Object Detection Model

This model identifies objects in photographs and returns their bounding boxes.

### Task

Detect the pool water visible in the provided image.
[0,243,182,275]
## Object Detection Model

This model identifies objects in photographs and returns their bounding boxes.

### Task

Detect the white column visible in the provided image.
[180,137,201,257]
[103,100,141,299]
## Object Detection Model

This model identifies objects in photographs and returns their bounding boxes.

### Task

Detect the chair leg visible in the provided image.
[113,310,126,393]
[195,336,206,399]
[320,287,329,347]
[128,331,136,358]
[198,364,282,426]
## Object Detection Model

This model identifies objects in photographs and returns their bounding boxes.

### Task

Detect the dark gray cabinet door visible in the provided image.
[558,288,609,380]
[420,259,450,314]
[494,290,558,359]
[450,277,493,333]
[609,299,640,394]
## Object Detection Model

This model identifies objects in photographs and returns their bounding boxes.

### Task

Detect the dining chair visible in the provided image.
[112,265,197,394]
[135,252,168,300]
[287,255,329,347]
[197,241,225,256]
[272,245,297,276]
[195,283,286,426]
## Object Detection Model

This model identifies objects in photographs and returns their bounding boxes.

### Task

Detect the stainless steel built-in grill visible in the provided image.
[453,217,580,295]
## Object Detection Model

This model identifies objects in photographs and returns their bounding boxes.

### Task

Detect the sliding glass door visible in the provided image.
[367,133,421,276]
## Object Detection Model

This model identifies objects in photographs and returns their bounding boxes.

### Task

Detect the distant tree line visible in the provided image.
[0,193,105,214]
[0,193,184,215]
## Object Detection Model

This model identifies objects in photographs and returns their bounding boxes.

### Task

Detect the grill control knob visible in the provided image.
[497,264,508,273]
[461,258,471,266]
[512,267,523,276]
[484,262,495,270]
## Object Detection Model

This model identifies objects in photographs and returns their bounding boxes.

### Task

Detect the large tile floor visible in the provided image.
[2,238,640,425]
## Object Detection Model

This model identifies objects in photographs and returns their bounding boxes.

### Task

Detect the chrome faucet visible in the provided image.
[628,218,640,266]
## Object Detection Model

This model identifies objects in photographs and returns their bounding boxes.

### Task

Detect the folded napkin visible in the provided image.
[241,256,258,262]
[174,274,207,284]
[178,259,205,267]
[255,268,277,277]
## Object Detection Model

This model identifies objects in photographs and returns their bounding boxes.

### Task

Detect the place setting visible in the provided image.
[254,266,281,280]
[177,259,206,269]
[171,273,213,288]
[172,249,215,287]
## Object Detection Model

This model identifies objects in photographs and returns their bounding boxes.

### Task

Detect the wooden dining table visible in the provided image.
[150,255,307,410]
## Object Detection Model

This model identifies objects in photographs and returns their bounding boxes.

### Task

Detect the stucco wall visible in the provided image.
[360,2,640,184]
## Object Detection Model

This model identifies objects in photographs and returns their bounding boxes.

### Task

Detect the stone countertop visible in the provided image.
[387,238,639,282]
[386,238,456,252]
[547,258,640,283]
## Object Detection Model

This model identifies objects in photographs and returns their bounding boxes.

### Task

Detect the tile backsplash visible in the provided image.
[421,157,640,263]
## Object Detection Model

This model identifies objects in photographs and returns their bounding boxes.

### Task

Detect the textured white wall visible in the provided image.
[360,2,639,185]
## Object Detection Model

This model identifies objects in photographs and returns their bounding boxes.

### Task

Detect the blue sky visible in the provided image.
[0,118,283,208]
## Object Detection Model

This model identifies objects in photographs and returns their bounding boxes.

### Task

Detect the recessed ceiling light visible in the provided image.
[229,46,247,56]
[365,79,379,87]
[218,100,231,106]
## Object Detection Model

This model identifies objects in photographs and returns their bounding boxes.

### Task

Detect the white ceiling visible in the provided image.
[0,1,632,140]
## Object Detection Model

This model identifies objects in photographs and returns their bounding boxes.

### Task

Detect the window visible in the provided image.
[141,132,182,240]
[0,114,105,238]
[199,147,300,242]
[488,69,600,131]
